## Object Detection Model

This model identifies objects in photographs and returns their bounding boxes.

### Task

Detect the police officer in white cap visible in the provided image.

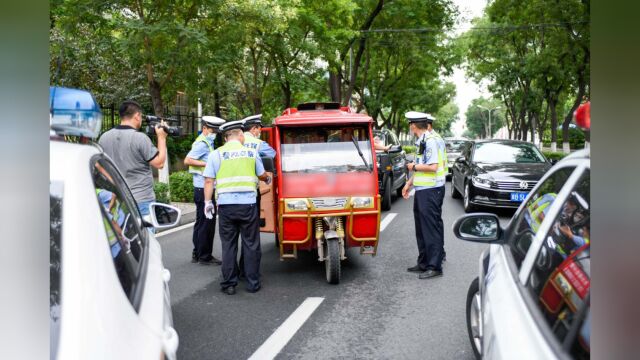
[402,111,448,279]
[202,120,272,295]
[184,116,225,265]
[241,114,276,157]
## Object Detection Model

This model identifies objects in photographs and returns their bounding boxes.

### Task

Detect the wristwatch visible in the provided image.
[412,163,417,172]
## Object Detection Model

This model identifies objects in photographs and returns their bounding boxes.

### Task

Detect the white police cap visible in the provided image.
[405,111,435,123]
[241,114,263,129]
[202,115,225,129]
[219,119,245,133]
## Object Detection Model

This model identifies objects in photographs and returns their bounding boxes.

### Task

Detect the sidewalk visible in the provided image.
[171,202,196,226]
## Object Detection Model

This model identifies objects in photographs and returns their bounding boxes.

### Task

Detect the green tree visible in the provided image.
[464,97,505,139]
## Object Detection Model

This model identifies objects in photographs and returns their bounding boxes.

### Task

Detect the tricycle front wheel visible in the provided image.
[324,239,341,284]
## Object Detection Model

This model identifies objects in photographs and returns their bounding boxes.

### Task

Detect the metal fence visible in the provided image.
[99,104,199,138]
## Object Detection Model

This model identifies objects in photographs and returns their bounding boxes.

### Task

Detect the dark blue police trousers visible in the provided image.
[413,186,445,271]
[218,203,261,291]
[193,187,216,261]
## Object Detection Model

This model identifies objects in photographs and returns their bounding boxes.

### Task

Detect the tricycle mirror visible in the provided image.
[388,145,402,153]
[148,202,181,229]
[453,213,502,243]
[261,156,275,173]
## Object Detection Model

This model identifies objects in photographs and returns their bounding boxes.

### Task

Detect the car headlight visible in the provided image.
[285,199,309,211]
[472,176,492,189]
[351,196,374,209]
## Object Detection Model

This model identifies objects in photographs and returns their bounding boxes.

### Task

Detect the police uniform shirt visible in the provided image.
[414,129,446,191]
[186,136,215,188]
[202,140,266,205]
[244,132,276,158]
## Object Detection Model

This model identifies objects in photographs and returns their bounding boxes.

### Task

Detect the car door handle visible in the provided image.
[162,268,171,283]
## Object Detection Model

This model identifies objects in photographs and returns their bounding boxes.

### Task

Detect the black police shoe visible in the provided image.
[191,251,198,263]
[246,286,261,293]
[221,286,236,295]
[418,269,443,279]
[199,257,222,266]
[407,264,426,273]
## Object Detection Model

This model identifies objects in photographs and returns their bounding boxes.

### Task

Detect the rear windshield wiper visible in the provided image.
[351,135,372,172]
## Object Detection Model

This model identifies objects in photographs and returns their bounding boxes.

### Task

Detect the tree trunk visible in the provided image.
[549,98,558,152]
[562,80,586,153]
[148,77,164,117]
[282,82,292,109]
[329,70,342,103]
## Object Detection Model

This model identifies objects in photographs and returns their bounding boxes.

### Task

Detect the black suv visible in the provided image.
[373,129,408,211]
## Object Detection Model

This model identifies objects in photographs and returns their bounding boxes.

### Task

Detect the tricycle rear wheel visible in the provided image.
[324,239,341,284]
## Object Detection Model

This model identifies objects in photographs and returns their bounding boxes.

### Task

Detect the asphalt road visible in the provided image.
[159,182,515,360]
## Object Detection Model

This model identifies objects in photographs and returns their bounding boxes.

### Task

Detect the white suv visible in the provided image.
[453,149,590,360]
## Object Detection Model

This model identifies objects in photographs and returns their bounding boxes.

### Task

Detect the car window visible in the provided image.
[509,167,575,268]
[388,131,399,146]
[50,181,63,359]
[473,142,546,163]
[91,157,147,304]
[528,170,590,359]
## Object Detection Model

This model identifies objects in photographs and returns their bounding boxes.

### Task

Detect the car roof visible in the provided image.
[50,141,101,182]
[274,108,373,126]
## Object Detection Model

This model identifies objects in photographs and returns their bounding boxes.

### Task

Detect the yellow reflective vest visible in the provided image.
[413,131,448,187]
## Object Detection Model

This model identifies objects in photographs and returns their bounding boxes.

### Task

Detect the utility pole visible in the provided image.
[476,105,501,139]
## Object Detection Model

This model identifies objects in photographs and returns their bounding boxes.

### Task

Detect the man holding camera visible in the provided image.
[98,100,168,217]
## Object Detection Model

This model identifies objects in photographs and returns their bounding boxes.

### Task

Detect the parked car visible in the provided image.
[453,149,590,360]
[373,128,408,211]
[50,87,181,359]
[444,137,470,179]
[450,140,553,212]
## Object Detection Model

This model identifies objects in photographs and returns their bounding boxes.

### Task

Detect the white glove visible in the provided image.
[204,200,215,219]
[264,175,272,185]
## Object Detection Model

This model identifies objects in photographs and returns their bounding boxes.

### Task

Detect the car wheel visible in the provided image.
[381,176,392,211]
[466,277,482,360]
[464,181,476,213]
[451,176,462,199]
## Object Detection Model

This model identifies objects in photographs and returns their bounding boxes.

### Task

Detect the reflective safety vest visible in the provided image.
[527,193,557,232]
[413,131,448,187]
[96,189,121,224]
[243,132,263,151]
[188,134,214,175]
[215,141,259,198]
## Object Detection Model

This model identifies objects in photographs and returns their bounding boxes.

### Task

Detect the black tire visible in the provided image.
[274,233,279,248]
[325,239,341,284]
[381,176,392,211]
[463,181,476,213]
[451,176,462,199]
[466,277,482,360]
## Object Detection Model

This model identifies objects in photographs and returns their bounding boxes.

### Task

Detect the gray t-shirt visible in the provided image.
[98,126,159,203]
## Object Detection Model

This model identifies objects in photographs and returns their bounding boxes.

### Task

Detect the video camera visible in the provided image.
[143,115,183,137]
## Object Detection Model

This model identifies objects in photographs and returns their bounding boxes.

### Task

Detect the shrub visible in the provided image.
[153,182,170,204]
[169,171,194,202]
[542,151,568,161]
[402,145,417,154]
[166,135,197,162]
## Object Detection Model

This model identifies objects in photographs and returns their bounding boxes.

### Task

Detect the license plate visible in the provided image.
[510,192,528,202]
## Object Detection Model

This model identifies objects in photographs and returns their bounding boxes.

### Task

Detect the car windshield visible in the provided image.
[473,142,546,163]
[281,126,373,173]
[446,140,466,152]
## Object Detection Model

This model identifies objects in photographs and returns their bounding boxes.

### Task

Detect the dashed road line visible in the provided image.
[248,297,325,360]
[156,222,195,237]
[380,213,397,232]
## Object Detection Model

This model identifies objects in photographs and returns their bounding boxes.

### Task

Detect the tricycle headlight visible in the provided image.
[472,176,492,189]
[351,196,373,209]
[285,199,309,211]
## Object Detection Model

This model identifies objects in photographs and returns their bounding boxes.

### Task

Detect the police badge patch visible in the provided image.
[425,148,433,160]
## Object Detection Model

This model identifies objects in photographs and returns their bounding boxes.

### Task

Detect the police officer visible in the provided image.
[202,120,272,295]
[241,114,276,157]
[401,111,448,279]
[184,116,225,265]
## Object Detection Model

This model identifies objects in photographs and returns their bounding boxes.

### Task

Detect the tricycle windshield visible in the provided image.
[280,125,373,173]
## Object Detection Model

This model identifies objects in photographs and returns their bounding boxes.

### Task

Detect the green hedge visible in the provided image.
[402,145,417,154]
[153,182,170,204]
[169,171,194,202]
[542,151,568,161]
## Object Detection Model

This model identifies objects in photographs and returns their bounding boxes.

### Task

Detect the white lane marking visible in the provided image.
[379,213,397,232]
[156,222,195,237]
[248,297,324,360]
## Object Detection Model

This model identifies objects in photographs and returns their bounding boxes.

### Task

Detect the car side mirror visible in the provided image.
[456,156,466,163]
[388,145,402,153]
[148,202,181,229]
[261,156,275,173]
[453,213,503,243]
[549,159,558,165]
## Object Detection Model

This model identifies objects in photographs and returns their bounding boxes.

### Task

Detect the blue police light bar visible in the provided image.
[49,86,102,138]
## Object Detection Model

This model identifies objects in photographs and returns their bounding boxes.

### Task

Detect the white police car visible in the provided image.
[50,87,181,359]
[453,148,590,360]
